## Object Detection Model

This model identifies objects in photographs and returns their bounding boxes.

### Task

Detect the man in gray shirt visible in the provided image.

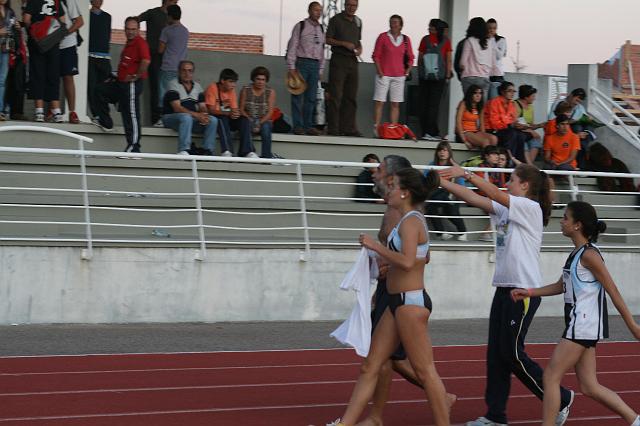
[158,4,188,107]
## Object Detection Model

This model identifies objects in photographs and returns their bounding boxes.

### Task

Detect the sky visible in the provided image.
[103,0,639,76]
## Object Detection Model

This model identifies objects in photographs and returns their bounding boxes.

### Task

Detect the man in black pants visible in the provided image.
[92,17,150,153]
[138,0,178,126]
[88,0,112,121]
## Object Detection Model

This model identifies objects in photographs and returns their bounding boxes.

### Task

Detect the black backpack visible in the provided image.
[285,20,324,60]
[453,37,468,80]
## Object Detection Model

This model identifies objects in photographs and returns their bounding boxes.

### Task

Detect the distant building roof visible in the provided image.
[111,30,264,54]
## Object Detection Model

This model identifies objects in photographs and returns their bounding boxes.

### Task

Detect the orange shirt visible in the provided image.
[484,97,516,131]
[204,83,238,114]
[462,108,480,132]
[544,131,580,168]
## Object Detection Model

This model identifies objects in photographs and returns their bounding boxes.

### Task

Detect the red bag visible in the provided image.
[377,123,417,141]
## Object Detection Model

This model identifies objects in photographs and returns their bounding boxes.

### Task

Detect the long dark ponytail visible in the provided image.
[395,167,440,205]
[514,164,553,226]
[567,201,607,243]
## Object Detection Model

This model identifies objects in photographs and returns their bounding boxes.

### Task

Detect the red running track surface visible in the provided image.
[0,342,638,425]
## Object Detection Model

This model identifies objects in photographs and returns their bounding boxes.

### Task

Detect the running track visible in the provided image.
[0,342,637,425]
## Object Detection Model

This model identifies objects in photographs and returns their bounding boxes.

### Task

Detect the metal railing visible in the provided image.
[590,86,640,150]
[1,126,639,260]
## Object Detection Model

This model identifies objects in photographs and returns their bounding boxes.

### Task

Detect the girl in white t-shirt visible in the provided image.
[438,163,574,426]
[512,201,640,426]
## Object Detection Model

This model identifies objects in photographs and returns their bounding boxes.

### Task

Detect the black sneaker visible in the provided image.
[201,149,213,156]
[124,144,141,153]
[91,117,114,132]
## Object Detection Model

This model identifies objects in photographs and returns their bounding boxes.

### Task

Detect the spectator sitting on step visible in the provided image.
[484,80,528,163]
[514,84,545,164]
[543,100,574,136]
[426,141,468,241]
[354,153,381,202]
[239,66,277,159]
[588,142,636,193]
[543,114,580,171]
[455,84,497,149]
[548,87,594,169]
[161,60,218,156]
[205,68,258,158]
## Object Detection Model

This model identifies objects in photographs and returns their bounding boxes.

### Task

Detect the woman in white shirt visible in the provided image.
[438,164,575,426]
[512,201,640,426]
[487,18,507,100]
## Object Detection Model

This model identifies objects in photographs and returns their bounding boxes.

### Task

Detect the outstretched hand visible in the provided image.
[439,164,466,181]
[510,288,530,302]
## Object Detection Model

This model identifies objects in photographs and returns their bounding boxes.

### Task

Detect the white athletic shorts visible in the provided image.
[373,75,406,103]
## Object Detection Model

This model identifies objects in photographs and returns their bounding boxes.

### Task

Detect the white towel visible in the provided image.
[331,248,377,357]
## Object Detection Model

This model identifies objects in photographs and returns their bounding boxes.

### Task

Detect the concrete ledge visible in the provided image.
[2,246,638,324]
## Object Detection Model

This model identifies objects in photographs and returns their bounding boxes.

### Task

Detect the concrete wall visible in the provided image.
[2,247,639,324]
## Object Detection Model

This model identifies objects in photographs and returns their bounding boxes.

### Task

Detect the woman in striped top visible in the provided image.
[239,66,276,158]
[512,201,640,426]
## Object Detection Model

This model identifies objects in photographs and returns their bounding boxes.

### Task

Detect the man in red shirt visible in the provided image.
[544,115,580,171]
[92,17,150,153]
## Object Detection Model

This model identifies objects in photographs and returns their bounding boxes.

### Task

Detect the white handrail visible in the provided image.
[0,125,95,143]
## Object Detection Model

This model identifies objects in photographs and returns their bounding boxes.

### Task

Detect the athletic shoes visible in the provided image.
[421,133,439,141]
[465,417,506,426]
[441,233,454,241]
[457,233,468,242]
[91,117,114,132]
[177,151,189,156]
[124,144,141,153]
[245,152,259,159]
[68,111,80,124]
[326,419,344,426]
[34,112,45,122]
[221,150,232,157]
[555,390,575,425]
[153,119,164,128]
[52,113,64,123]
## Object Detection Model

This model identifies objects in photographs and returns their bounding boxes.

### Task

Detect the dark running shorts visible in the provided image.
[371,279,406,360]
[60,46,79,76]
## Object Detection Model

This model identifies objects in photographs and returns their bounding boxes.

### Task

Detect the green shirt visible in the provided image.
[326,12,362,57]
[515,99,534,125]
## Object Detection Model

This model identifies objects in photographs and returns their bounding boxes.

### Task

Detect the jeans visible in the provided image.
[216,115,255,156]
[257,121,273,158]
[162,112,219,153]
[159,70,178,108]
[0,52,9,112]
[291,58,320,130]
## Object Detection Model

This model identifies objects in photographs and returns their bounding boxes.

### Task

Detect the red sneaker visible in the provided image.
[69,111,80,124]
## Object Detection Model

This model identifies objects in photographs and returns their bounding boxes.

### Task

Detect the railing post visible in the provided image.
[568,174,579,201]
[296,163,311,261]
[78,138,93,260]
[191,159,206,261]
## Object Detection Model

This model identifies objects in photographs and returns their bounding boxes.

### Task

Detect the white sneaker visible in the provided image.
[441,233,454,241]
[153,119,164,128]
[466,417,506,426]
[326,418,343,426]
[177,151,189,155]
[245,152,259,159]
[35,112,45,122]
[421,133,435,140]
[53,113,64,123]
[457,233,468,242]
[555,390,574,425]
[221,150,232,157]
[479,233,493,242]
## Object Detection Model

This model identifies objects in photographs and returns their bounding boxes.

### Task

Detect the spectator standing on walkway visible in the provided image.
[158,4,187,106]
[92,17,150,153]
[59,0,83,123]
[417,18,451,140]
[23,0,66,123]
[371,14,413,137]
[459,17,495,103]
[0,0,17,121]
[239,66,276,159]
[325,0,362,137]
[486,18,506,99]
[162,60,217,156]
[88,0,111,122]
[286,1,324,136]
[205,68,258,158]
[138,0,177,126]
[4,0,26,120]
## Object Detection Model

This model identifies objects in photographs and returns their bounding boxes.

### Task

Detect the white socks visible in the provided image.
[631,415,640,426]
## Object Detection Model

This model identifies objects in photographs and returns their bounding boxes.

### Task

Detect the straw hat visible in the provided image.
[286,72,307,95]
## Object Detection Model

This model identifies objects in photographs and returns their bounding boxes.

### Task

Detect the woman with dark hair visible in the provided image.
[486,18,506,99]
[372,14,413,136]
[417,18,452,140]
[512,201,640,426]
[484,80,528,162]
[438,164,575,426]
[456,84,497,148]
[515,84,545,164]
[329,168,452,426]
[0,0,17,120]
[459,17,495,102]
[354,153,381,201]
[427,141,468,241]
[239,66,276,158]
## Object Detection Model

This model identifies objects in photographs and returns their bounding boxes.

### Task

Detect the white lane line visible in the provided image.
[1,371,639,397]
[0,340,635,359]
[1,390,638,422]
[2,353,639,376]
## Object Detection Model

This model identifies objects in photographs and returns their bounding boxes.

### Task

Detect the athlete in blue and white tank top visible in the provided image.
[562,243,608,341]
[387,210,430,259]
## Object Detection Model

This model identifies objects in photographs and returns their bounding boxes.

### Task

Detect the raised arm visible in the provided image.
[439,165,510,212]
[582,249,640,340]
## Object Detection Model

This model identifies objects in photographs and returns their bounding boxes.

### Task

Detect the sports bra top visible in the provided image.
[387,210,430,258]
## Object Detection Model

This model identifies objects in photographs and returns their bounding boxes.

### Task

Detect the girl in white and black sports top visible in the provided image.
[438,163,574,426]
[512,201,640,426]
[331,168,452,426]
